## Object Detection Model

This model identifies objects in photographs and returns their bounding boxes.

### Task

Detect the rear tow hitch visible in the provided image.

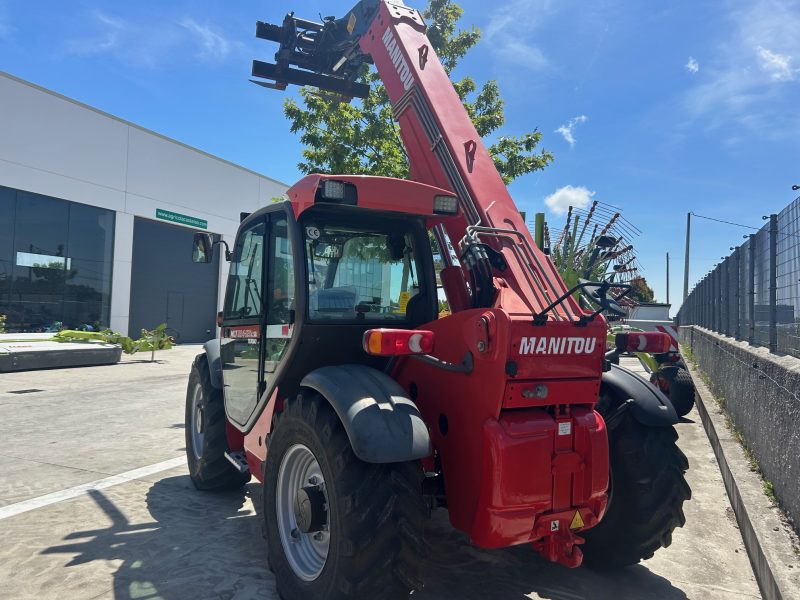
[531,531,585,568]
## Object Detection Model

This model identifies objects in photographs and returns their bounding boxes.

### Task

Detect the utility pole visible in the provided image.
[769,213,778,352]
[683,212,691,301]
[666,252,670,304]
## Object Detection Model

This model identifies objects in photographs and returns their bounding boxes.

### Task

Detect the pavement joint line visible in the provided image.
[0,452,122,478]
[0,456,185,521]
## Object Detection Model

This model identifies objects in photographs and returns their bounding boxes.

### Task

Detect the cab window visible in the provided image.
[304,224,420,321]
[224,222,265,319]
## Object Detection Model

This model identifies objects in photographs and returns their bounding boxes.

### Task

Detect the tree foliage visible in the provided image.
[629,277,655,303]
[283,0,553,184]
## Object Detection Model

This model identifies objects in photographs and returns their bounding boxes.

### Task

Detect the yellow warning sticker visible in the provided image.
[570,510,585,530]
[398,291,411,313]
[347,13,357,33]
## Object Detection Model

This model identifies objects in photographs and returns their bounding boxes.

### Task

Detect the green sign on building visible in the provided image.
[156,208,207,230]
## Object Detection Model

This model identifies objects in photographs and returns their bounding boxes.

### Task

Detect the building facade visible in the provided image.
[0,71,287,342]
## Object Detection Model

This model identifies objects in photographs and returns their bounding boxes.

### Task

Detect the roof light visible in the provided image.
[316,179,358,205]
[433,195,458,215]
[362,329,435,356]
[322,180,346,200]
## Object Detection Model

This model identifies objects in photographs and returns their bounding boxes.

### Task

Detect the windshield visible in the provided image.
[304,223,420,321]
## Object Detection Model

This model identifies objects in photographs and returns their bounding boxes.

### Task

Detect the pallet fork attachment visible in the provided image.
[251,3,381,100]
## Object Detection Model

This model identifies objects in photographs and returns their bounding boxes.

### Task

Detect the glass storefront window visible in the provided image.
[0,186,115,333]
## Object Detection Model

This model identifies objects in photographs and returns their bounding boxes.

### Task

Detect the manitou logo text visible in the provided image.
[382,28,415,92]
[518,337,597,355]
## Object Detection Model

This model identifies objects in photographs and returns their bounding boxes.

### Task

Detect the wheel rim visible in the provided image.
[190,383,205,460]
[276,443,329,581]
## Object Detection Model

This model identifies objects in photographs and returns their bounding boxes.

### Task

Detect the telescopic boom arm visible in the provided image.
[253,0,580,321]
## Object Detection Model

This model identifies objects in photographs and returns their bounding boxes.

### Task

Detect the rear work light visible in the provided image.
[316,180,358,205]
[363,329,435,356]
[616,331,672,354]
[433,195,458,215]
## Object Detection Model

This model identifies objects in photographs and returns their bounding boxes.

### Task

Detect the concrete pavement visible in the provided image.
[0,348,762,599]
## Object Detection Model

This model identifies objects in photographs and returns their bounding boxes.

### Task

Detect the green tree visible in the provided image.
[629,277,655,303]
[283,0,553,184]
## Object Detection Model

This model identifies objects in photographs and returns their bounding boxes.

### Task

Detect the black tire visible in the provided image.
[582,414,691,568]
[185,355,250,490]
[264,392,428,600]
[660,367,695,417]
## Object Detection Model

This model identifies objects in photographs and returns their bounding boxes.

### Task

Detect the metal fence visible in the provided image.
[678,196,800,358]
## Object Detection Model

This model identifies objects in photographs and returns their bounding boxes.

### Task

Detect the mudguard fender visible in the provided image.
[202,339,223,389]
[300,364,432,463]
[601,363,678,426]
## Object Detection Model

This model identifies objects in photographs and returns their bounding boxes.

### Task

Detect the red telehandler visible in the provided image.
[186,2,691,598]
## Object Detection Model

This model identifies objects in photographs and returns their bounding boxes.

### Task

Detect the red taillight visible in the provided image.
[362,329,435,356]
[617,331,672,353]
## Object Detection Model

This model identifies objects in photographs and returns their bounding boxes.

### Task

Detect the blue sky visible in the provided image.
[1,0,799,313]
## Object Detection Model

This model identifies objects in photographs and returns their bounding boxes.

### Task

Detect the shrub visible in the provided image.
[54,323,174,362]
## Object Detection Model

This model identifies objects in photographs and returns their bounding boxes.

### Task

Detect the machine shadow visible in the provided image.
[41,478,688,600]
[41,476,276,600]
[417,509,690,600]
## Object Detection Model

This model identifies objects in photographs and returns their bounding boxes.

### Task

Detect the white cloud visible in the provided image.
[0,1,10,39]
[555,115,588,147]
[63,11,240,68]
[682,0,800,139]
[65,11,123,56]
[544,185,594,215]
[484,0,551,71]
[180,18,231,60]
[756,45,795,81]
[686,56,699,73]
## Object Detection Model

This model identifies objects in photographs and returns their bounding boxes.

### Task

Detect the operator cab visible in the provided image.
[193,175,449,433]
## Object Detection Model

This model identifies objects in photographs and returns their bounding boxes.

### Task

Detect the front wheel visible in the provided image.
[185,355,250,490]
[264,392,427,600]
[582,414,691,567]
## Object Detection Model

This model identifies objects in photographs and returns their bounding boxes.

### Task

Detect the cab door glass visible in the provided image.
[305,226,420,321]
[224,223,265,319]
[264,216,295,376]
[222,220,265,425]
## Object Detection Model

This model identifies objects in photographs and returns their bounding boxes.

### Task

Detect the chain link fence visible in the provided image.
[678,196,800,358]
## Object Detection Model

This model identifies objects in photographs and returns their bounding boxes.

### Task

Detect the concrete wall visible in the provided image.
[680,326,800,529]
[0,71,288,334]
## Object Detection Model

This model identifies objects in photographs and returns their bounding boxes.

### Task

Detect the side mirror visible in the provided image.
[192,233,214,263]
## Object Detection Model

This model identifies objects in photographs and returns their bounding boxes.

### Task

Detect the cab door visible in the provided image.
[221,218,266,426]
[263,214,295,392]
[221,212,297,428]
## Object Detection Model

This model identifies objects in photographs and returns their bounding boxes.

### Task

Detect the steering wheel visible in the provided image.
[271,297,291,322]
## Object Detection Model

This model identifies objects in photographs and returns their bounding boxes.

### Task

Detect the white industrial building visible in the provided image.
[0,71,288,342]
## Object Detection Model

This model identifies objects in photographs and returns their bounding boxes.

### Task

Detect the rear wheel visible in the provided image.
[582,413,691,568]
[264,392,427,600]
[651,366,695,417]
[185,355,250,490]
